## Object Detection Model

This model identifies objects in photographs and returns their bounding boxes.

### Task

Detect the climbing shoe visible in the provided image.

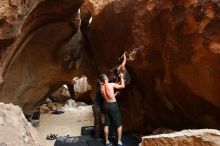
[105,141,113,146]
[118,144,126,146]
[106,143,113,146]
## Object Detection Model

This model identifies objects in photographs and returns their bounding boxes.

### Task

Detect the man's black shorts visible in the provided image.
[103,102,122,128]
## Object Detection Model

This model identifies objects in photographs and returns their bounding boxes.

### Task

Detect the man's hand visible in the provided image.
[119,73,124,78]
[121,52,127,68]
[115,91,120,96]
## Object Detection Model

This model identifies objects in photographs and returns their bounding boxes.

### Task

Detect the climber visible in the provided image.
[115,52,131,85]
[93,78,120,138]
[98,73,125,146]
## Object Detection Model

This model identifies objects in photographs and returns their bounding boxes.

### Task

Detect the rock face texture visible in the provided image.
[1,0,220,134]
[73,76,91,94]
[140,129,220,146]
[50,86,71,103]
[81,0,220,133]
[0,0,98,112]
[0,102,40,146]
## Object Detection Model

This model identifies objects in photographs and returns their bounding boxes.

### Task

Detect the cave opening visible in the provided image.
[25,74,94,115]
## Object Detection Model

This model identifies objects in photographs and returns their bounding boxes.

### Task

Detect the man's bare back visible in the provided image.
[99,74,125,103]
[101,83,116,102]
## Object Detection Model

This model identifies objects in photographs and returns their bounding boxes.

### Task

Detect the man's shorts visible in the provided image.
[103,102,122,128]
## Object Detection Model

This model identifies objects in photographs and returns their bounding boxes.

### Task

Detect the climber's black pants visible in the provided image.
[104,102,122,128]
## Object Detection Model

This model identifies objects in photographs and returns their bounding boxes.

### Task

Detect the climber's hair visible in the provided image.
[98,74,107,83]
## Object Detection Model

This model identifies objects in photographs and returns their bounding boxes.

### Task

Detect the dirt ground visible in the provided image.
[35,105,94,146]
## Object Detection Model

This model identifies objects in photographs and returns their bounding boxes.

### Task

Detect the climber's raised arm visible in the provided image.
[121,52,127,68]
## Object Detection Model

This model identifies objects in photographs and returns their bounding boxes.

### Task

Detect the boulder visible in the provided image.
[50,86,71,103]
[140,129,220,146]
[39,104,50,113]
[45,98,52,103]
[47,103,57,111]
[81,0,220,133]
[77,102,87,106]
[73,76,92,94]
[0,103,40,146]
[62,99,78,111]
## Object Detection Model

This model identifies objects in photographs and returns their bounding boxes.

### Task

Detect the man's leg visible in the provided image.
[104,126,109,142]
[104,105,112,145]
[117,125,122,144]
[109,103,123,145]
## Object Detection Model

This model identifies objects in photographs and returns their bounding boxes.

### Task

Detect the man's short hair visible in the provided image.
[99,74,107,82]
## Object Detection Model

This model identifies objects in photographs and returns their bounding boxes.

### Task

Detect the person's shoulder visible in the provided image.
[109,82,114,85]
[109,83,116,87]
[100,85,104,90]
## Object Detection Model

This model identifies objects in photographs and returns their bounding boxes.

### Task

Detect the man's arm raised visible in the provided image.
[121,52,127,68]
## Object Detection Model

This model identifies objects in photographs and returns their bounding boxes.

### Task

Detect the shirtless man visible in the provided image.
[98,73,125,146]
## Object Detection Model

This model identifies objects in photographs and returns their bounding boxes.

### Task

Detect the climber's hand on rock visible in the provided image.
[119,73,124,78]
[123,52,127,57]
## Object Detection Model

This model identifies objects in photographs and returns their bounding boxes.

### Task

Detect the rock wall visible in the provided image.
[0,0,44,82]
[0,0,98,112]
[0,102,40,146]
[82,0,220,133]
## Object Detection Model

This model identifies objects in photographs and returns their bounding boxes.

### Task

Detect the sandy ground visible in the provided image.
[35,105,94,146]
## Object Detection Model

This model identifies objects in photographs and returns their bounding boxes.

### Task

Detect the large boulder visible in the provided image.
[73,76,93,104]
[0,102,40,146]
[81,0,220,133]
[140,129,220,146]
[62,99,78,111]
[73,76,92,94]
